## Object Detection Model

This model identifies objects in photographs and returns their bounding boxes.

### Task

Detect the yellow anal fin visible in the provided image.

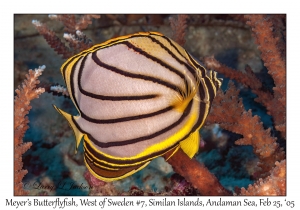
[179,131,200,159]
[164,145,180,161]
[85,157,150,182]
[53,105,84,153]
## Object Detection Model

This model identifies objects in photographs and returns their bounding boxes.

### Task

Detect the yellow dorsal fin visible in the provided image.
[53,105,84,153]
[179,131,200,158]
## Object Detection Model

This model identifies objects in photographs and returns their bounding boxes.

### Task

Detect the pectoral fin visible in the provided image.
[53,105,84,153]
[179,131,200,158]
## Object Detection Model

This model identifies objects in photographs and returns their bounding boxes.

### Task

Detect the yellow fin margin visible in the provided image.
[179,131,200,159]
[53,105,83,153]
[85,159,150,182]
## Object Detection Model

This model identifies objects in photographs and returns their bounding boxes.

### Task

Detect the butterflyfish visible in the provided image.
[54,31,222,182]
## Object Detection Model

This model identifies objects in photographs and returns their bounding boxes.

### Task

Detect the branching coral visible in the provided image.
[49,14,101,33]
[240,160,286,196]
[204,56,263,91]
[206,15,286,140]
[14,66,45,195]
[245,14,286,139]
[32,14,100,58]
[16,14,286,196]
[203,14,286,195]
[164,148,232,195]
[206,82,285,178]
[169,14,189,46]
[40,83,70,98]
[32,20,72,58]
[32,20,73,59]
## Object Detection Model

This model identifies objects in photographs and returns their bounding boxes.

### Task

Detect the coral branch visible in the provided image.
[203,56,276,126]
[33,15,99,58]
[245,15,286,97]
[245,14,286,138]
[169,14,189,46]
[32,20,72,59]
[37,83,70,98]
[49,14,100,32]
[240,160,286,195]
[75,15,101,31]
[204,56,263,91]
[49,14,77,34]
[203,15,286,140]
[64,30,93,52]
[49,84,69,97]
[14,65,45,195]
[164,148,232,195]
[206,82,285,177]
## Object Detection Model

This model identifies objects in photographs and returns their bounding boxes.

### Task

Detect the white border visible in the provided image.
[2,1,299,209]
